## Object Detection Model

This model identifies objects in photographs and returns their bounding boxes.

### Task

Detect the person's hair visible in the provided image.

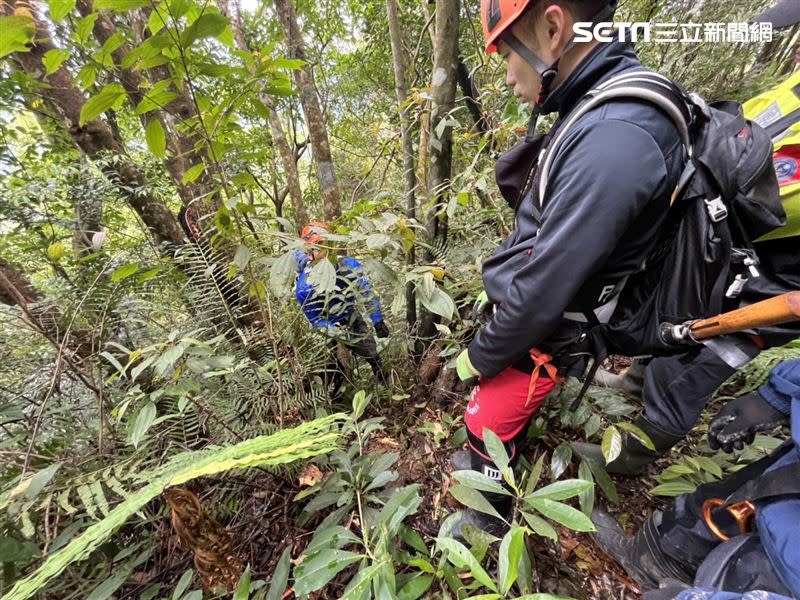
[520,0,609,32]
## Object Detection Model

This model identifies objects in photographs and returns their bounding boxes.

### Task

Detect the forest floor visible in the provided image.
[134,356,719,600]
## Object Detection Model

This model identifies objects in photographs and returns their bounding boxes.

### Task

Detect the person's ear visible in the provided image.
[542,5,568,54]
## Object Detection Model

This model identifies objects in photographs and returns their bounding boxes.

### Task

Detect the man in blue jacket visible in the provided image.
[450,0,684,534]
[593,358,800,599]
[294,222,390,387]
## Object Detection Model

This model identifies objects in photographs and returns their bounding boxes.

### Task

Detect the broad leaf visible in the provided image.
[111,263,139,282]
[0,16,35,59]
[93,0,150,11]
[452,470,510,496]
[180,13,228,47]
[650,481,698,496]
[521,511,558,541]
[79,83,127,126]
[49,0,76,20]
[130,402,156,448]
[482,429,509,472]
[577,460,594,516]
[449,484,503,519]
[265,547,291,600]
[435,537,497,592]
[528,498,595,532]
[618,422,656,451]
[396,574,433,600]
[550,443,572,480]
[293,549,363,596]
[232,566,251,600]
[145,119,166,158]
[528,479,593,502]
[181,163,205,184]
[42,49,69,74]
[601,426,622,464]
[497,526,525,595]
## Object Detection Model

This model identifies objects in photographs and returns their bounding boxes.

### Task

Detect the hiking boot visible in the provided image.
[571,416,683,475]
[591,508,693,590]
[450,430,516,541]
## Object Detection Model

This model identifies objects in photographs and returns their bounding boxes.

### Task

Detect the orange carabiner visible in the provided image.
[702,498,756,541]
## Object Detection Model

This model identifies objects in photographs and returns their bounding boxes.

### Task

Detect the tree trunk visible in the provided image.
[4,0,184,246]
[386,0,418,328]
[219,0,309,230]
[420,0,459,338]
[273,0,342,221]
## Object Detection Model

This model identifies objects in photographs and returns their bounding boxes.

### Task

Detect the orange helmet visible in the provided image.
[481,0,532,53]
[301,221,328,245]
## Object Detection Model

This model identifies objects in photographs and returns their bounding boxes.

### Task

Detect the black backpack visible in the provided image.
[535,71,786,358]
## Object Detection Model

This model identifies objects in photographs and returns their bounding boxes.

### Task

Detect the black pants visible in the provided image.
[326,316,385,394]
[657,442,795,595]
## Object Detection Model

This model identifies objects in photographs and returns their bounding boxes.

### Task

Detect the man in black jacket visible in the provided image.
[451,0,684,535]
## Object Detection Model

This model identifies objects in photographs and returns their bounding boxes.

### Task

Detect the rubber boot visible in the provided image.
[571,416,684,475]
[593,358,648,401]
[450,432,515,541]
[591,508,693,590]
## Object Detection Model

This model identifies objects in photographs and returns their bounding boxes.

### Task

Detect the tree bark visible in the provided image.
[273,0,342,221]
[386,0,418,328]
[4,0,184,246]
[420,0,459,338]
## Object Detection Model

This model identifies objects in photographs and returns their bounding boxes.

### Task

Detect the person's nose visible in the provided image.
[505,63,516,88]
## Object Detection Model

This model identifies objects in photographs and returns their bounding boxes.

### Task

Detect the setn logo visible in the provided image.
[573,21,652,42]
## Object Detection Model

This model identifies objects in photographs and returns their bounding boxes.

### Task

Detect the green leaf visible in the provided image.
[79,83,127,126]
[145,119,167,158]
[233,566,251,600]
[528,498,596,532]
[265,547,291,600]
[693,456,723,479]
[93,0,150,11]
[584,458,618,504]
[417,286,454,320]
[0,537,39,564]
[517,595,575,599]
[273,58,306,70]
[397,574,433,600]
[449,484,503,519]
[233,244,251,270]
[601,426,622,464]
[497,526,525,595]
[181,163,205,184]
[650,481,697,497]
[135,80,178,114]
[130,402,156,448]
[377,484,421,537]
[550,443,572,480]
[269,250,297,293]
[76,63,98,90]
[293,549,363,596]
[339,560,388,600]
[308,259,337,294]
[147,5,167,34]
[452,470,511,496]
[111,262,139,282]
[435,537,497,592]
[617,422,656,451]
[24,464,61,501]
[0,16,35,59]
[577,461,594,516]
[172,570,193,599]
[482,429,509,472]
[180,13,229,47]
[366,233,391,249]
[520,511,558,541]
[73,13,98,45]
[49,0,76,20]
[529,479,593,502]
[42,49,70,74]
[399,525,428,556]
[525,453,546,496]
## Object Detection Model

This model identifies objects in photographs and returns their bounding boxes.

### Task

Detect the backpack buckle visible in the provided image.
[704,196,728,222]
[725,274,749,298]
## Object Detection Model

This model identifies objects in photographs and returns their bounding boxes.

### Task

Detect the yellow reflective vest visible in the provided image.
[743,70,800,241]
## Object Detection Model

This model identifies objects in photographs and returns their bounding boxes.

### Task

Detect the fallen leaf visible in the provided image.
[298,464,323,487]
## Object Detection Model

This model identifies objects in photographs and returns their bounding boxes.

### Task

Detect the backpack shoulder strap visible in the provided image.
[537,71,694,209]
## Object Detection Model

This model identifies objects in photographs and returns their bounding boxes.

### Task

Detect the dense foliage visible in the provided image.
[0,0,798,597]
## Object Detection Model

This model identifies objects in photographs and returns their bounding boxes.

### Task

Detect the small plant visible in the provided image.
[291,390,431,598]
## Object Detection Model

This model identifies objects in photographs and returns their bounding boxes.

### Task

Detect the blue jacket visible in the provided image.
[678,358,800,600]
[468,39,684,377]
[294,251,383,329]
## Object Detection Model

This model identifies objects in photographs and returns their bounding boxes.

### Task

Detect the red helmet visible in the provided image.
[481,0,533,53]
[301,221,328,245]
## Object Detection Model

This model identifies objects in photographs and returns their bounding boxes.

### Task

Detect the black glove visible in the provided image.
[374,321,390,338]
[708,390,789,453]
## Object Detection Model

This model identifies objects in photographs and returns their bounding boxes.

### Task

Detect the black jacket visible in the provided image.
[468,40,685,378]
